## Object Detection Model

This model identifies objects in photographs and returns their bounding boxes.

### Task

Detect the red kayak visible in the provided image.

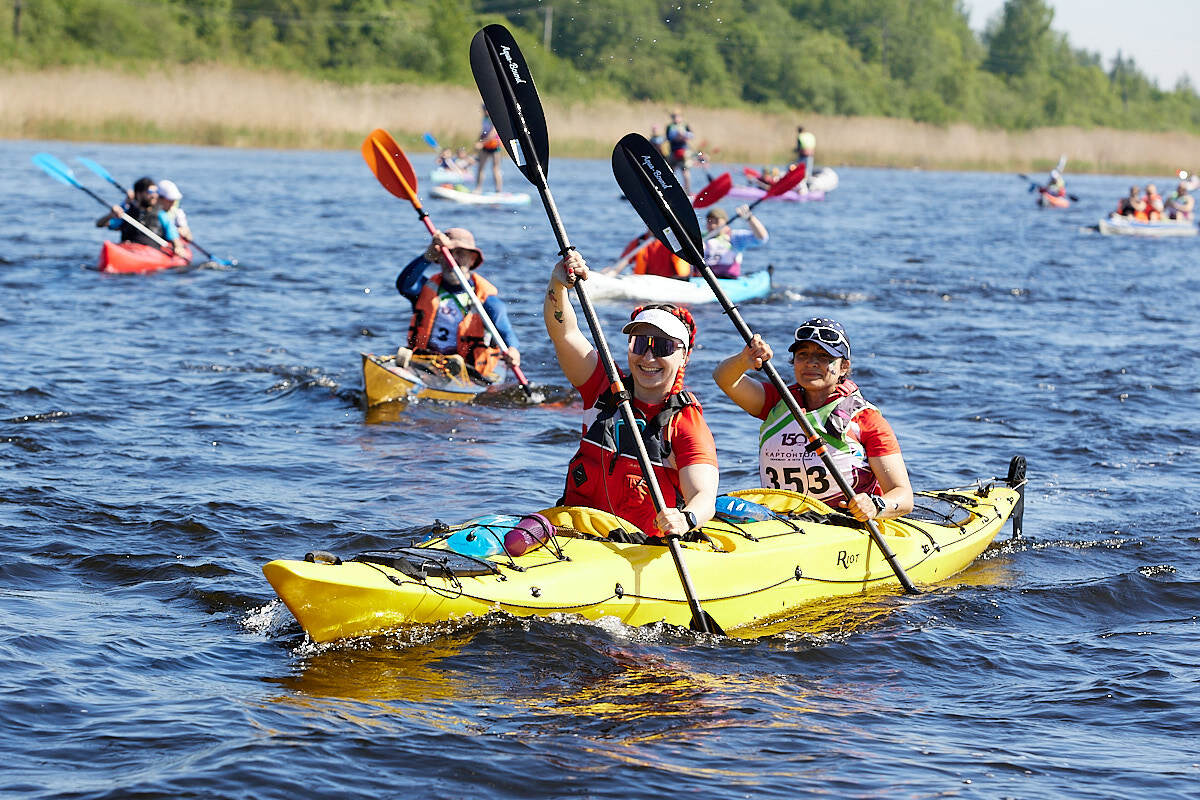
[98,241,193,274]
[1037,189,1070,209]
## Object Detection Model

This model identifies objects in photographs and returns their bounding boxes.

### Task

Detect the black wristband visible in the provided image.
[870,495,887,514]
[683,510,698,531]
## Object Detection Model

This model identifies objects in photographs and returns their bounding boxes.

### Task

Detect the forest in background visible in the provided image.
[4,0,1199,135]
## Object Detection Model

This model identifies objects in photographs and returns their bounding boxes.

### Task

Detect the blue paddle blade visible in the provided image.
[422,132,439,150]
[32,153,81,187]
[75,156,115,184]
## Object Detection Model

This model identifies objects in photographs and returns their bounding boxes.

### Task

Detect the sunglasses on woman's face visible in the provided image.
[629,334,681,358]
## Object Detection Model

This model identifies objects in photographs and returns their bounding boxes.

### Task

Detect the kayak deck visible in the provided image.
[584,268,771,305]
[361,351,498,406]
[264,476,1024,643]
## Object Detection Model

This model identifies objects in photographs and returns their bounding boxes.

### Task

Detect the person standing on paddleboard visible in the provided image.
[665,110,695,194]
[395,227,520,380]
[713,318,914,524]
[544,251,718,540]
[474,105,504,194]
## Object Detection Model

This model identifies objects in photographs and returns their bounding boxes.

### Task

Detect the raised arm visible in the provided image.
[543,250,598,387]
[712,334,772,415]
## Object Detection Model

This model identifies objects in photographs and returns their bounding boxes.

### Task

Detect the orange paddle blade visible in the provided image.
[692,172,732,208]
[765,162,807,198]
[361,128,420,205]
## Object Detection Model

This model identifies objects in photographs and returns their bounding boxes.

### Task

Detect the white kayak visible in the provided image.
[430,167,473,184]
[1096,215,1197,237]
[430,184,531,207]
[584,268,772,305]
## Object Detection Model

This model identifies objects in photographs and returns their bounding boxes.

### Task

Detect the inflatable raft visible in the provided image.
[584,268,771,305]
[728,167,838,202]
[430,167,473,184]
[361,350,499,406]
[429,184,531,207]
[264,459,1027,643]
[1097,215,1197,237]
[98,241,193,274]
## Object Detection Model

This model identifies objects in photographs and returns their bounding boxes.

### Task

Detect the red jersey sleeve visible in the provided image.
[667,405,718,468]
[575,360,609,408]
[855,408,901,457]
[755,379,782,419]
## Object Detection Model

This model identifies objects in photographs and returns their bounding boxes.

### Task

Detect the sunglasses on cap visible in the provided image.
[795,324,847,348]
[629,334,681,358]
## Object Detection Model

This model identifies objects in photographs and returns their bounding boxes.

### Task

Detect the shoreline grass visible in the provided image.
[4,65,1197,175]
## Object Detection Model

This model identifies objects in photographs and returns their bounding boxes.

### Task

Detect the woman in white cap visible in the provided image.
[543,251,718,540]
[156,180,192,242]
[713,318,913,524]
[395,227,519,380]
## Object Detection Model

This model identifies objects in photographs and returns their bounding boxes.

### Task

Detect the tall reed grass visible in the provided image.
[4,65,1197,174]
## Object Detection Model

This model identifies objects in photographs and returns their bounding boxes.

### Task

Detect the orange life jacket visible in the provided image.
[633,239,691,279]
[408,273,502,377]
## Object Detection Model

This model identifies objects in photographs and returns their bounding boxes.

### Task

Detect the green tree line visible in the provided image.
[4,0,1198,133]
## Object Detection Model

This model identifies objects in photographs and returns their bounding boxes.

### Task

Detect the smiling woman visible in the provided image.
[543,251,718,541]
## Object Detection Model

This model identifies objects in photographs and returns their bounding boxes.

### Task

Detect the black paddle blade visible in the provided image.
[469,24,550,184]
[689,611,726,636]
[611,133,703,266]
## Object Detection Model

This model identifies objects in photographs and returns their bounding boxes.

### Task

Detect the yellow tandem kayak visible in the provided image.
[361,349,499,406]
[264,460,1026,643]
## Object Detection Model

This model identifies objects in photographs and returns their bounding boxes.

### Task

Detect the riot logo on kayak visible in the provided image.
[640,155,673,190]
[498,45,527,84]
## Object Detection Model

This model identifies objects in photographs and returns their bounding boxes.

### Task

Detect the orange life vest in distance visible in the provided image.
[562,386,698,536]
[408,273,502,377]
[632,239,691,279]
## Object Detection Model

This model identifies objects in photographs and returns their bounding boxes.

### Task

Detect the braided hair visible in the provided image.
[629,303,696,395]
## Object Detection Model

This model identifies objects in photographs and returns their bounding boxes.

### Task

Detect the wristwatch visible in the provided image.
[870,495,887,514]
[683,510,698,531]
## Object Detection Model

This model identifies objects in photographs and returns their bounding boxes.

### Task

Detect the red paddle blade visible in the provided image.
[764,162,807,198]
[692,172,732,208]
[362,128,420,204]
[742,166,761,180]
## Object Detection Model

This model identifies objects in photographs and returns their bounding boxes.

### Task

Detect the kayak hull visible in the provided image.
[730,167,837,202]
[430,167,472,184]
[98,241,193,274]
[584,269,771,305]
[1097,216,1197,237]
[429,184,531,207]
[264,482,1022,643]
[1038,190,1070,208]
[361,351,496,406]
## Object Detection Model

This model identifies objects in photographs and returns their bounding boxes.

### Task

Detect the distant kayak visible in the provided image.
[429,184,531,207]
[1096,216,1197,238]
[585,268,771,305]
[430,167,473,184]
[730,167,838,202]
[97,241,193,274]
[1037,189,1070,208]
[362,350,500,407]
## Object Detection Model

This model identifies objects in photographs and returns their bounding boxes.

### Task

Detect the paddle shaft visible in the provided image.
[78,182,173,250]
[625,155,921,595]
[474,27,717,632]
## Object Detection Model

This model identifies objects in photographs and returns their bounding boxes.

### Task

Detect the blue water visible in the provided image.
[2,139,1198,799]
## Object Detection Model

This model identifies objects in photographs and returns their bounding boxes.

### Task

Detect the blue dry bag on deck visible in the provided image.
[443,514,522,559]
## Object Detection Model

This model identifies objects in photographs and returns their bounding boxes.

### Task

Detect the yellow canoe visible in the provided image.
[361,350,497,406]
[264,469,1025,643]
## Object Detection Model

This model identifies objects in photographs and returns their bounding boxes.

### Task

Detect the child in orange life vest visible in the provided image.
[544,250,718,539]
[395,227,520,378]
[713,318,914,524]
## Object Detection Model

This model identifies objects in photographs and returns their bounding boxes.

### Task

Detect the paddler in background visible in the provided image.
[395,226,520,380]
[94,176,182,251]
[703,206,768,279]
[156,180,192,243]
[474,105,504,194]
[794,125,816,190]
[1115,186,1147,219]
[1143,184,1164,221]
[713,319,913,524]
[606,231,691,280]
[1040,169,1067,200]
[544,250,718,540]
[665,110,695,194]
[1166,181,1194,220]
